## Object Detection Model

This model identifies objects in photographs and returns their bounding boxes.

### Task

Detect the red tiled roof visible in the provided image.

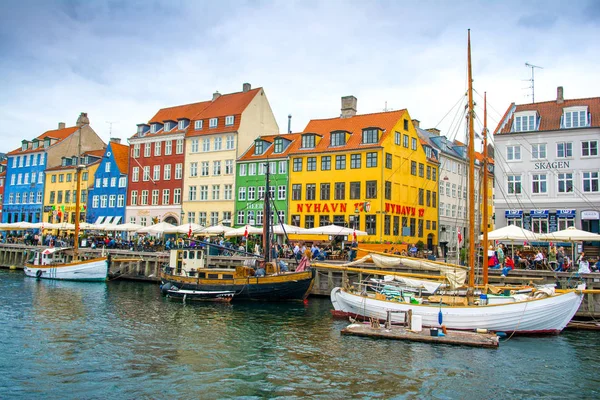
[83,149,106,158]
[238,133,302,161]
[288,110,407,154]
[110,142,130,174]
[494,97,600,135]
[131,88,263,140]
[7,126,79,155]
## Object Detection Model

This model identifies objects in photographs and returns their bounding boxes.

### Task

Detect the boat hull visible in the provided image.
[161,269,315,301]
[166,289,234,302]
[331,287,584,334]
[24,258,108,282]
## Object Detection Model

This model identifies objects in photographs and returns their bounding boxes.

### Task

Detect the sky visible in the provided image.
[0,0,599,153]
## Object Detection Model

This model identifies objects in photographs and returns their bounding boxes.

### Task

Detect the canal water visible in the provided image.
[0,269,598,399]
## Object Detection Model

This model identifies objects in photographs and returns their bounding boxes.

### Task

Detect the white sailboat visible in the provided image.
[329,30,584,334]
[24,121,108,281]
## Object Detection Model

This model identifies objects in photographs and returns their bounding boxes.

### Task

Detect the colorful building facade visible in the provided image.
[182,83,279,226]
[3,113,105,223]
[234,133,300,227]
[288,96,439,247]
[87,139,130,225]
[43,150,104,224]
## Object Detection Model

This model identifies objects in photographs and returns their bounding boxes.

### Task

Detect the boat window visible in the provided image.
[222,274,233,279]
[189,251,195,260]
[198,273,206,279]
[208,274,219,279]
[182,251,187,259]
[177,251,183,260]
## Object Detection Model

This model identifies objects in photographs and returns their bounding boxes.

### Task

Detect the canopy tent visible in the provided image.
[194,224,234,235]
[173,223,204,235]
[539,227,600,242]
[272,223,307,235]
[224,225,263,237]
[104,222,144,232]
[137,222,178,234]
[303,224,368,237]
[480,224,539,242]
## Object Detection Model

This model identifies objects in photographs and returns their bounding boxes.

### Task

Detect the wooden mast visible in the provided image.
[73,126,82,261]
[483,92,489,285]
[467,29,475,290]
[263,162,271,262]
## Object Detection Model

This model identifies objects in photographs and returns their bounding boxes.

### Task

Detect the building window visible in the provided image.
[366,181,377,199]
[557,173,573,193]
[162,190,170,205]
[293,158,302,172]
[130,191,137,206]
[334,182,345,200]
[386,153,392,169]
[100,195,108,208]
[307,157,317,171]
[247,187,256,200]
[213,161,221,175]
[224,184,232,200]
[410,161,417,175]
[292,184,301,200]
[321,156,331,171]
[319,215,329,227]
[350,182,361,199]
[582,171,599,192]
[191,139,199,153]
[274,139,283,153]
[506,144,523,161]
[362,129,378,144]
[202,138,210,152]
[214,137,222,151]
[141,191,148,205]
[154,141,161,156]
[226,135,235,150]
[531,144,546,160]
[163,164,171,180]
[144,143,151,157]
[507,175,522,194]
[418,188,424,205]
[532,174,547,194]
[513,114,536,132]
[237,211,245,225]
[249,163,256,175]
[153,165,160,181]
[330,131,346,146]
[335,155,346,170]
[225,115,234,126]
[582,141,598,157]
[366,215,376,235]
[418,163,424,177]
[301,134,315,149]
[306,184,316,200]
[199,212,207,226]
[556,142,572,158]
[411,138,417,150]
[238,187,246,201]
[366,152,377,168]
[210,212,219,226]
[239,164,247,176]
[305,215,315,229]
[209,118,218,128]
[176,139,184,154]
[190,162,198,177]
[175,163,182,179]
[225,159,233,175]
[92,195,99,208]
[165,140,172,155]
[173,189,181,204]
[320,183,330,200]
[385,181,391,200]
[563,109,588,128]
[195,120,203,130]
[277,185,286,200]
[108,194,116,207]
[350,154,361,169]
[188,186,197,201]
[395,132,401,145]
[531,218,548,234]
[212,185,220,200]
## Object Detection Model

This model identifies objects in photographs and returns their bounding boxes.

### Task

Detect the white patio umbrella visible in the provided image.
[479,224,539,242]
[55,223,75,230]
[194,224,234,235]
[137,221,178,235]
[224,225,263,237]
[104,222,144,232]
[173,223,204,235]
[539,226,600,242]
[303,224,368,237]
[272,223,307,235]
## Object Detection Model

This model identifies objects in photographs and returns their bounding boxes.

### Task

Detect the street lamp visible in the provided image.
[180,209,185,225]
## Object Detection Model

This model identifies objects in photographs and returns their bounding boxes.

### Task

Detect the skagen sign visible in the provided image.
[534,161,569,170]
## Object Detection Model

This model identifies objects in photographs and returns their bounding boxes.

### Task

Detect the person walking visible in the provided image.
[556,247,565,272]
[548,246,558,270]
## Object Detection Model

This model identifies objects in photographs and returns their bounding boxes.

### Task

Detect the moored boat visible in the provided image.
[24,248,108,281]
[164,286,235,302]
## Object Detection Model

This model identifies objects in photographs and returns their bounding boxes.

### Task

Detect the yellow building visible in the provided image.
[183,84,279,226]
[43,150,104,224]
[288,96,439,247]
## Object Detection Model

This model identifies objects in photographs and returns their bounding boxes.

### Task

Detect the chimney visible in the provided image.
[76,112,89,127]
[212,91,221,101]
[412,119,420,129]
[426,128,441,136]
[287,114,292,134]
[110,137,121,144]
[557,86,564,104]
[58,122,66,130]
[243,83,251,93]
[341,95,357,118]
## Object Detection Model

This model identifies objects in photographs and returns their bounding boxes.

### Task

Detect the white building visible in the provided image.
[493,87,600,235]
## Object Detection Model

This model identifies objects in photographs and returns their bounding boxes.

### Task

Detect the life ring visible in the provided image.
[36,270,43,278]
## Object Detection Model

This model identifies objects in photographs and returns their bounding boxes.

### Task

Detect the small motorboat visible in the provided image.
[164,284,234,302]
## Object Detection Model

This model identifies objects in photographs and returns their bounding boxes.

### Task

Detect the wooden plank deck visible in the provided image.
[341,323,499,349]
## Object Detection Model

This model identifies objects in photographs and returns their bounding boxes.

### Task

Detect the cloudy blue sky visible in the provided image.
[0,0,599,153]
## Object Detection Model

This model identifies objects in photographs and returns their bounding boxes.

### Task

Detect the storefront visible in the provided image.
[581,210,600,234]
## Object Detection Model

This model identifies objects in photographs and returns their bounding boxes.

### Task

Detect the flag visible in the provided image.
[353,229,357,241]
[457,227,463,247]
[244,225,249,238]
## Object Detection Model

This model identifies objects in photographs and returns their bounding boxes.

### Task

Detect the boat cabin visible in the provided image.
[30,248,68,266]
[168,249,206,276]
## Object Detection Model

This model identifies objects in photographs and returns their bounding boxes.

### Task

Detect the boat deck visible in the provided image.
[341,323,499,349]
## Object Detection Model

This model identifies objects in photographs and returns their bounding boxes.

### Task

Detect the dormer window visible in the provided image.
[61,158,67,166]
[164,122,173,132]
[274,138,283,153]
[513,111,537,132]
[362,128,379,144]
[255,141,264,155]
[150,124,158,133]
[44,139,50,148]
[209,118,218,128]
[195,120,203,130]
[563,106,589,129]
[84,156,89,164]
[225,116,234,126]
[330,131,347,147]
[32,140,38,149]
[301,134,316,149]
[72,156,77,165]
[21,141,28,151]
[178,120,186,130]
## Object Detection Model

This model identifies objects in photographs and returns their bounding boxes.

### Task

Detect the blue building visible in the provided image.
[2,113,106,223]
[87,138,130,225]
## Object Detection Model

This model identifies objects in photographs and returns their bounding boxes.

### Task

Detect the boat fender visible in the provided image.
[161,282,172,295]
[36,270,43,278]
[496,332,507,338]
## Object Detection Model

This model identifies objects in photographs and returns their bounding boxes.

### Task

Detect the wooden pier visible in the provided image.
[2,243,600,318]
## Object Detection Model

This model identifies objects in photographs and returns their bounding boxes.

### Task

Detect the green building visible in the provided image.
[234,133,300,227]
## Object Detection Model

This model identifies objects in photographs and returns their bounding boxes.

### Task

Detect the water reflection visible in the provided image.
[1,270,599,399]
